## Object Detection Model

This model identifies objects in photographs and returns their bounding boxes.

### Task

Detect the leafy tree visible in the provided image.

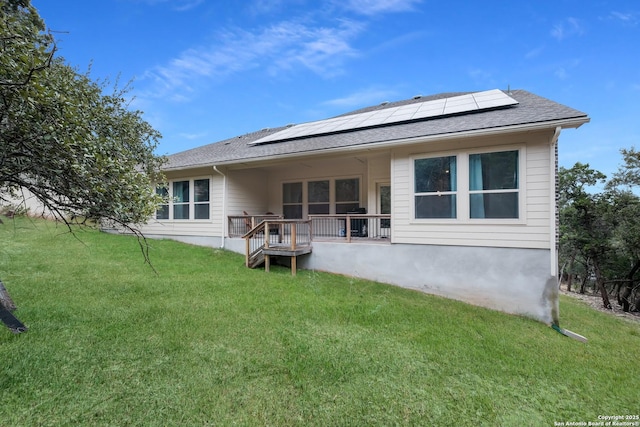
[1,0,165,235]
[559,152,640,312]
[606,148,640,311]
[558,163,612,308]
[0,0,165,322]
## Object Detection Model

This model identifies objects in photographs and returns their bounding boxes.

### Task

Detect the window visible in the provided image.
[469,150,518,219]
[283,178,361,217]
[414,156,457,218]
[335,178,360,214]
[412,149,521,221]
[173,181,190,220]
[156,186,169,220]
[308,180,329,214]
[283,182,303,219]
[194,179,210,219]
[155,178,211,221]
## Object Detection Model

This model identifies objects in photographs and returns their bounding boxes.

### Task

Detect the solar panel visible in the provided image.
[249,89,518,145]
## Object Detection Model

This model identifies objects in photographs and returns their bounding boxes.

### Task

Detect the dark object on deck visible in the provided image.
[0,306,27,334]
[348,207,368,237]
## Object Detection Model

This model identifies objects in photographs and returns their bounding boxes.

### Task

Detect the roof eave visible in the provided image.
[163,116,590,172]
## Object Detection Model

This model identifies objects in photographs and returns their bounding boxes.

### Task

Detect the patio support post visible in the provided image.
[291,223,297,250]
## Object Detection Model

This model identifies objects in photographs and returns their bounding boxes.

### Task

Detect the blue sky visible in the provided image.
[33,0,639,179]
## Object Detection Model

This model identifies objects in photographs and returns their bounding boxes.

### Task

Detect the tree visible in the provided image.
[558,163,612,308]
[606,148,640,312]
[0,1,165,320]
[1,0,165,235]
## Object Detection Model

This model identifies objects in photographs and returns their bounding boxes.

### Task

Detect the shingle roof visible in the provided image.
[164,89,588,171]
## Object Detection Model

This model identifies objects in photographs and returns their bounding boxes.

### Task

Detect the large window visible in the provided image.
[283,178,361,217]
[173,180,190,220]
[155,178,211,221]
[414,156,457,219]
[469,150,518,219]
[413,149,521,221]
[335,178,360,214]
[194,179,210,220]
[308,180,330,214]
[156,186,169,220]
[283,182,303,219]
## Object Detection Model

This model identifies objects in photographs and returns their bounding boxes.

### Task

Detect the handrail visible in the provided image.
[243,219,312,268]
[244,221,267,268]
[229,214,283,238]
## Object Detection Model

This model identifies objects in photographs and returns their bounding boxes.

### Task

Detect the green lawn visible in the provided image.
[1,218,638,426]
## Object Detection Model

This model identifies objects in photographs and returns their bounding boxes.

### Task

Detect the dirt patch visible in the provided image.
[560,286,640,323]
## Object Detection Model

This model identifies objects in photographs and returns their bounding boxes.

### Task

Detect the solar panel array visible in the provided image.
[249,89,519,145]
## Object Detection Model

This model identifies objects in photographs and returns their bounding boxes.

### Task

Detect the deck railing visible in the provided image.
[243,220,312,268]
[308,214,391,242]
[229,214,390,242]
[228,214,283,238]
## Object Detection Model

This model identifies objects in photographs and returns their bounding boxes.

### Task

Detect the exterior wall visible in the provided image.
[264,155,370,216]
[137,167,224,238]
[1,187,56,218]
[391,129,554,249]
[226,168,269,218]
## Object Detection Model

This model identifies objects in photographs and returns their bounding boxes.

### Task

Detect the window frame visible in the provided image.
[411,146,525,224]
[283,176,362,218]
[154,177,212,221]
[413,155,458,219]
[468,150,519,220]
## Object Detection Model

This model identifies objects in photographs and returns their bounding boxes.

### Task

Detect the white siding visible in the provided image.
[226,168,269,217]
[138,168,223,238]
[265,156,369,216]
[391,130,554,249]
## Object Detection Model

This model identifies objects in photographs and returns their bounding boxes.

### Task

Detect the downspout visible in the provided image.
[213,166,226,249]
[550,126,561,278]
[549,127,588,342]
[549,126,562,327]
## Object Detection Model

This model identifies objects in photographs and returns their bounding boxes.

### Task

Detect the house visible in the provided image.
[136,89,589,324]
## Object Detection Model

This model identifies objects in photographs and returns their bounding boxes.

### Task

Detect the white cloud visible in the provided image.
[468,68,492,83]
[338,0,422,15]
[607,11,639,26]
[551,17,584,41]
[524,46,544,60]
[178,131,208,140]
[554,67,568,80]
[132,0,204,11]
[174,0,204,12]
[142,19,365,101]
[322,88,400,108]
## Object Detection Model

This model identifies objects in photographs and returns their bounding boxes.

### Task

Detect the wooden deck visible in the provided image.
[263,245,312,275]
[244,220,313,276]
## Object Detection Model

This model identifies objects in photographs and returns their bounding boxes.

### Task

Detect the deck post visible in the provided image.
[264,254,270,272]
[291,255,297,276]
[245,237,250,268]
[291,223,297,250]
[265,222,270,248]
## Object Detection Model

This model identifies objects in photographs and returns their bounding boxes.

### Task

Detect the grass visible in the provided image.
[0,217,638,426]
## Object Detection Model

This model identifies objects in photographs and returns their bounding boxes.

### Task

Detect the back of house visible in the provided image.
[134,89,589,324]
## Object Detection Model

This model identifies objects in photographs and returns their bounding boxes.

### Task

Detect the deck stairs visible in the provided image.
[243,220,312,275]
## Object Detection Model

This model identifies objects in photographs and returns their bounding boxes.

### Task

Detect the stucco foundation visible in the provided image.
[295,242,558,324]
